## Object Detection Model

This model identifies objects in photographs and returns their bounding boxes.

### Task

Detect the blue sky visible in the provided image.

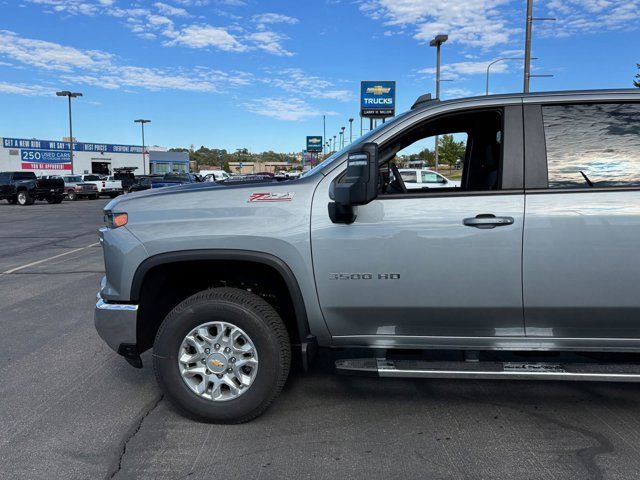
[0,0,638,153]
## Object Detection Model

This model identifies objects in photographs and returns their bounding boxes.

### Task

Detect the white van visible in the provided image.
[199,170,231,182]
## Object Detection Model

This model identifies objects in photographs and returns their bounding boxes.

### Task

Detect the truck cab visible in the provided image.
[94,89,640,423]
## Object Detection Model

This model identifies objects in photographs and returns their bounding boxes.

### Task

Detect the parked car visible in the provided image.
[62,175,99,200]
[95,89,640,424]
[80,174,123,198]
[396,168,461,190]
[128,175,164,192]
[0,171,64,205]
[113,168,138,192]
[150,173,201,189]
[200,170,231,182]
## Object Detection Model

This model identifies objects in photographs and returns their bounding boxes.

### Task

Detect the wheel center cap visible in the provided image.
[206,353,227,373]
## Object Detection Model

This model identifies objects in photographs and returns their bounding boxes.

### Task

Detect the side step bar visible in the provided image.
[335,358,640,382]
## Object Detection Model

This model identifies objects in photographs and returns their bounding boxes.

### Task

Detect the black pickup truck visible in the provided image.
[0,171,65,205]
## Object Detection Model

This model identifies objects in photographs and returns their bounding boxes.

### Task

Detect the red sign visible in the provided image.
[22,162,72,170]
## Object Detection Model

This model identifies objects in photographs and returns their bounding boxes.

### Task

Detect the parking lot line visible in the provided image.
[0,242,100,275]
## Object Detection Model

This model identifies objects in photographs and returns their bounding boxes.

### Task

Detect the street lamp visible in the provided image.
[429,34,448,100]
[134,119,151,175]
[429,34,448,172]
[56,91,82,173]
[333,135,336,152]
[486,57,536,95]
[340,126,345,148]
[348,118,354,143]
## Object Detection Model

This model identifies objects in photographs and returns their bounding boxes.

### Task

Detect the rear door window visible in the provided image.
[543,103,640,188]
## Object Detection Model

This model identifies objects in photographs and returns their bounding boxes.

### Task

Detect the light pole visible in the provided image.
[333,135,336,152]
[323,114,326,156]
[429,34,448,100]
[429,34,447,171]
[486,57,534,95]
[134,119,151,175]
[340,126,345,148]
[348,118,354,143]
[523,0,555,92]
[56,91,82,173]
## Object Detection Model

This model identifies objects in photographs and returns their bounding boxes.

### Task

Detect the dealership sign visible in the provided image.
[306,136,323,152]
[3,137,143,154]
[360,81,396,118]
[21,149,71,170]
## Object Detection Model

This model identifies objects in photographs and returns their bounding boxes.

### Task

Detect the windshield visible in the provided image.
[84,175,100,181]
[301,112,411,178]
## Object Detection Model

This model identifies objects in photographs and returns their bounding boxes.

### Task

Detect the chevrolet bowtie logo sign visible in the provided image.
[366,85,391,95]
[308,138,321,144]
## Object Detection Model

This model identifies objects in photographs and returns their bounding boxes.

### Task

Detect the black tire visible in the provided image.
[17,190,34,205]
[47,195,64,204]
[153,287,291,424]
[67,190,77,201]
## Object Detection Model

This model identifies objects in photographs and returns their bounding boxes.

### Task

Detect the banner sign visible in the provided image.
[306,136,323,152]
[21,149,71,170]
[360,81,396,118]
[3,137,143,154]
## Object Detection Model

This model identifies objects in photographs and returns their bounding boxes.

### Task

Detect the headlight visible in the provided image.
[104,212,128,228]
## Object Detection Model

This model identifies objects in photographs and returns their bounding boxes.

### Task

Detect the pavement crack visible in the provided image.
[106,394,163,480]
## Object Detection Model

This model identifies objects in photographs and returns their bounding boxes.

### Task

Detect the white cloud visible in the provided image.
[0,31,253,94]
[252,13,299,25]
[154,2,189,17]
[418,60,509,80]
[246,31,293,56]
[0,81,53,96]
[360,0,516,48]
[243,98,323,121]
[0,30,112,71]
[545,0,640,36]
[268,68,352,101]
[165,24,246,51]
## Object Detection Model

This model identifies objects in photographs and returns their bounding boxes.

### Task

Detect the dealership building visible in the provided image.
[1,136,189,176]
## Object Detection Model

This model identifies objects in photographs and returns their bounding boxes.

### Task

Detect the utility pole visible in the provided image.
[523,0,555,92]
[486,57,533,95]
[430,34,448,171]
[348,118,354,143]
[56,91,82,173]
[340,126,345,148]
[134,119,151,175]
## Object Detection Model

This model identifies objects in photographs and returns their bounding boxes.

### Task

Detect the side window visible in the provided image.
[422,171,442,183]
[380,109,503,194]
[400,171,417,183]
[543,103,640,189]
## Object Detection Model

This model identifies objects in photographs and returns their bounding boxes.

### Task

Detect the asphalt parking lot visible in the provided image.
[3,199,640,479]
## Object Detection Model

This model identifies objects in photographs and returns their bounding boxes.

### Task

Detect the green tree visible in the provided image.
[635,64,640,88]
[437,134,466,168]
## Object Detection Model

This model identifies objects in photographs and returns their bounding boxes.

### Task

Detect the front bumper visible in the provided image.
[94,294,138,353]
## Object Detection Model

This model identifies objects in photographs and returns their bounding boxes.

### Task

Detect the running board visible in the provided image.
[335,358,640,382]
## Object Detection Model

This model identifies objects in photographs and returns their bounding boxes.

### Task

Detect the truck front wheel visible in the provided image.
[17,191,34,205]
[153,287,291,423]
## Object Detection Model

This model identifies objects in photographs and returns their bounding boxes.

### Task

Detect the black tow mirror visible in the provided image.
[329,142,378,224]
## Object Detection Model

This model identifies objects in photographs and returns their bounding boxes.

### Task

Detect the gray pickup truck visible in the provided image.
[95,89,640,423]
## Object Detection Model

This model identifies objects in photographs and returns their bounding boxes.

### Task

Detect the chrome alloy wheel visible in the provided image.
[178,321,259,402]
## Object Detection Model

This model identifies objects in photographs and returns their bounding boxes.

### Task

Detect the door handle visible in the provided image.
[463,214,514,229]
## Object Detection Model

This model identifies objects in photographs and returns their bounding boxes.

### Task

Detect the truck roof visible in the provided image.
[412,88,640,110]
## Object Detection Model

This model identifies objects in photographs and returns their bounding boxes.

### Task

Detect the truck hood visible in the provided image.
[104,177,311,212]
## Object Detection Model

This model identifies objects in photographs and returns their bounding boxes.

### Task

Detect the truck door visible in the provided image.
[522,100,640,339]
[311,106,526,341]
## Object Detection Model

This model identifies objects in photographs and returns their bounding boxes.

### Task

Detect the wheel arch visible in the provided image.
[131,250,314,359]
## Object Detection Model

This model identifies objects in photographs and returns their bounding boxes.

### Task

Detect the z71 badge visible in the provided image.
[248,192,295,202]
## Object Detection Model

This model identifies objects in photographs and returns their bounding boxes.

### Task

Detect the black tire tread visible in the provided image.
[153,287,291,424]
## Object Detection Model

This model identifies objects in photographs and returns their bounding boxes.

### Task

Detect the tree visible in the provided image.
[635,64,640,88]
[437,134,466,168]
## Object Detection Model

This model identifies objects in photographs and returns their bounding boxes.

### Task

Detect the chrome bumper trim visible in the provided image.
[94,295,138,352]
